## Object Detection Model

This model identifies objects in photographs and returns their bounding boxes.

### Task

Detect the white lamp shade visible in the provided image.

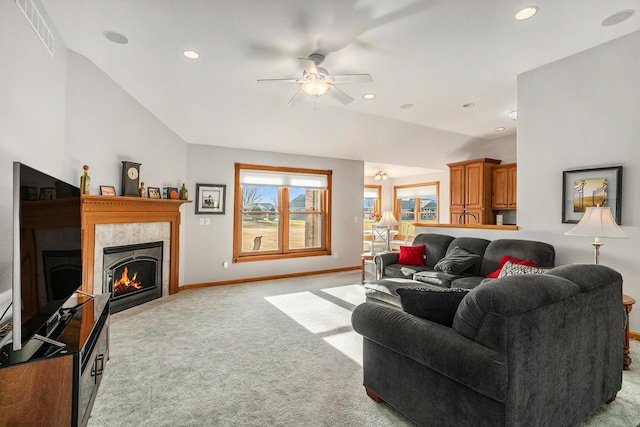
[565,207,628,239]
[377,211,400,227]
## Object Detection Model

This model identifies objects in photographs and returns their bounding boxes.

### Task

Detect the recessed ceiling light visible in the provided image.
[103,31,128,44]
[463,103,475,108]
[495,127,506,132]
[515,6,538,21]
[363,93,376,100]
[183,50,200,59]
[601,9,635,27]
[400,103,414,109]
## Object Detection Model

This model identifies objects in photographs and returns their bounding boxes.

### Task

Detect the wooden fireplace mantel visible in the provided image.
[81,195,190,295]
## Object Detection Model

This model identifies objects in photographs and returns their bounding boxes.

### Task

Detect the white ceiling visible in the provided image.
[41,0,640,175]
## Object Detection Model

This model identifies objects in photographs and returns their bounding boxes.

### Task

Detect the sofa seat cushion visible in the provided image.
[364,278,444,307]
[413,270,466,288]
[383,263,433,279]
[397,287,470,326]
[451,276,488,289]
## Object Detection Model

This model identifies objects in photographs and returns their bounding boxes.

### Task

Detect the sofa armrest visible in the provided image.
[374,252,400,278]
[352,302,507,402]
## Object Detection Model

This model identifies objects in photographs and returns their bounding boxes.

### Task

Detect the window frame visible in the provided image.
[363,185,382,235]
[393,181,440,239]
[233,163,332,263]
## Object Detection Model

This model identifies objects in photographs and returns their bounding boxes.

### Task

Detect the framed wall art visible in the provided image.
[148,187,161,199]
[562,166,622,224]
[100,185,117,196]
[196,184,226,214]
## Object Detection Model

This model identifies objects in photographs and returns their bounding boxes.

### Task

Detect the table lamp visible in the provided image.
[377,210,400,252]
[564,206,628,264]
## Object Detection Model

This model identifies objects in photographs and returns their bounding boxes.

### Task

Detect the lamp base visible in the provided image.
[592,241,603,265]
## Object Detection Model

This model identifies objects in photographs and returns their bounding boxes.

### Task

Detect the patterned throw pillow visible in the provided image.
[398,245,426,266]
[485,255,538,278]
[396,287,470,326]
[497,260,549,278]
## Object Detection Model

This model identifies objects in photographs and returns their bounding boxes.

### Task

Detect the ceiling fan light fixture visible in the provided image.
[301,80,330,97]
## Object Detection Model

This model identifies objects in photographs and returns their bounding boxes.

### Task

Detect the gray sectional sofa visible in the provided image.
[352,263,625,426]
[367,233,556,307]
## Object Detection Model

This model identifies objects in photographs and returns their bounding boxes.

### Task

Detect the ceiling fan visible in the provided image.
[257,53,372,106]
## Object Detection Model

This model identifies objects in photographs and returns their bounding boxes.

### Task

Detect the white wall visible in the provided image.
[183,144,364,285]
[0,0,68,317]
[417,31,640,332]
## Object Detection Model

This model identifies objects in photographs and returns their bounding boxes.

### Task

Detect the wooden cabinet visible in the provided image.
[492,163,517,210]
[448,158,501,224]
[0,293,109,427]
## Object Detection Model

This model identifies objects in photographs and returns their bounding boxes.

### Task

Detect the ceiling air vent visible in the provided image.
[15,0,54,57]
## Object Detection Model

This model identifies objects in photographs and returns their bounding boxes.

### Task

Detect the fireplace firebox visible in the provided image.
[103,241,163,313]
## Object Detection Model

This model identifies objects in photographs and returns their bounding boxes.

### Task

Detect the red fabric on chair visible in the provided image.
[485,255,538,278]
[398,245,426,266]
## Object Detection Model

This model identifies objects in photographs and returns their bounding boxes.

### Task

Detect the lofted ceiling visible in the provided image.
[40,0,640,175]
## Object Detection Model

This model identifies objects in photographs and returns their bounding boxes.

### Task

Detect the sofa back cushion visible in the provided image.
[411,233,455,267]
[443,237,491,276]
[452,274,580,353]
[479,239,555,277]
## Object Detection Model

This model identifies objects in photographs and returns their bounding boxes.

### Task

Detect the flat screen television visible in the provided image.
[4,162,82,352]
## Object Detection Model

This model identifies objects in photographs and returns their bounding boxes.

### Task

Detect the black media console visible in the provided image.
[0,292,110,426]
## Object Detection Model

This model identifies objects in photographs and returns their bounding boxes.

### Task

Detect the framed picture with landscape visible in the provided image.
[562,166,622,224]
[196,183,226,214]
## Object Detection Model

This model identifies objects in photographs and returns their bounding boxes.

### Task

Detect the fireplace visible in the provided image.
[103,241,163,313]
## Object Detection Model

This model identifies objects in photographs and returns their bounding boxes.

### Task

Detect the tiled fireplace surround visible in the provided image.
[80,195,188,298]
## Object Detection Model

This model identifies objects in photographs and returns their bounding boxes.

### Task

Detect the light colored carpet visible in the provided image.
[88,271,640,426]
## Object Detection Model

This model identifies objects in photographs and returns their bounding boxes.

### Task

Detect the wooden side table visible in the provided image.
[361,253,375,284]
[623,294,635,370]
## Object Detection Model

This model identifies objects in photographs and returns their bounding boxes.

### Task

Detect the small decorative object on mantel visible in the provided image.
[148,187,161,199]
[163,187,179,199]
[195,183,226,214]
[139,182,147,198]
[121,160,141,197]
[179,183,189,200]
[100,185,116,196]
[80,164,91,195]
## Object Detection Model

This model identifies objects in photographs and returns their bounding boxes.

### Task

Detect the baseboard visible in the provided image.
[631,331,640,341]
[181,265,360,290]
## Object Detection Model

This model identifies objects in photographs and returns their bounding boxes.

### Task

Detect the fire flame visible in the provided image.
[113,266,143,295]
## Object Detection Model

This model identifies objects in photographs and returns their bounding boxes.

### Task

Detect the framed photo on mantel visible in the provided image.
[562,166,622,224]
[195,184,226,214]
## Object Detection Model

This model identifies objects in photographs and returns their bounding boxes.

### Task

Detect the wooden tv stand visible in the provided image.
[0,293,110,426]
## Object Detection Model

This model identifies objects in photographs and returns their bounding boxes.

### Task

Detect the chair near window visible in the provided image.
[252,236,262,251]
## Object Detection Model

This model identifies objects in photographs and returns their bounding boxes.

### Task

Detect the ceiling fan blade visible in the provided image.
[298,58,318,75]
[327,73,373,84]
[327,85,354,105]
[287,89,306,106]
[257,78,301,83]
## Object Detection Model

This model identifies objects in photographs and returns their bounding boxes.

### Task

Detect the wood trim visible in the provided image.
[181,265,360,289]
[631,331,640,341]
[414,223,519,230]
[81,195,190,295]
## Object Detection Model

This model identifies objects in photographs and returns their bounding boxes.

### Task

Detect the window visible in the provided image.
[363,185,381,233]
[234,164,331,262]
[394,182,439,238]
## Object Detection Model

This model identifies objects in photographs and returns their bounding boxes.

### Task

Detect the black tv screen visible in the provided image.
[10,162,82,351]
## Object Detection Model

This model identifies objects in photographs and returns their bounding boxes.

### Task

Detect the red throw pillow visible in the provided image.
[398,245,426,266]
[485,255,538,278]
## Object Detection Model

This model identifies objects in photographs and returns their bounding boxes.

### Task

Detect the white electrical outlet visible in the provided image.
[333,252,338,259]
[199,218,204,225]
[223,261,228,268]
[354,216,359,223]
[205,218,210,225]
